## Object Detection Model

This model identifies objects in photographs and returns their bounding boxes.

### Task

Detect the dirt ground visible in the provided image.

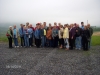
[93,32,100,36]
[0,43,100,75]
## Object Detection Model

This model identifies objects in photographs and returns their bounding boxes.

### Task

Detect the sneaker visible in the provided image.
[78,48,81,50]
[15,46,17,48]
[17,46,19,48]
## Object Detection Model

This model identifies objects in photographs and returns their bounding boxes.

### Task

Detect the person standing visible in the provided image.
[82,26,90,50]
[40,25,46,47]
[23,26,29,47]
[46,27,52,47]
[27,25,33,47]
[87,24,93,49]
[34,23,41,48]
[19,24,24,47]
[43,22,47,30]
[75,24,82,50]
[58,25,64,49]
[30,24,35,46]
[13,25,19,48]
[69,24,76,50]
[6,26,13,48]
[52,24,58,48]
[63,24,69,50]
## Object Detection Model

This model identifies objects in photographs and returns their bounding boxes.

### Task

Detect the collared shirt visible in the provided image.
[13,29,16,35]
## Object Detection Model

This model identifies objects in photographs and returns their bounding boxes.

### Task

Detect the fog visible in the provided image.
[0,0,100,26]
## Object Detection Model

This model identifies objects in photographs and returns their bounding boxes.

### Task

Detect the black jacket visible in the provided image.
[82,29,90,40]
[75,27,82,37]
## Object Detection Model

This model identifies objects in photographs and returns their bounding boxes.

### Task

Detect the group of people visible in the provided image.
[6,22,93,51]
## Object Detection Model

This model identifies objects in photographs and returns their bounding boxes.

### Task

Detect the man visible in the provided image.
[40,25,46,47]
[75,24,82,50]
[13,25,19,48]
[43,22,47,30]
[34,23,41,48]
[52,24,58,48]
[81,22,84,48]
[19,24,24,47]
[30,24,35,46]
[87,24,93,49]
[81,22,84,30]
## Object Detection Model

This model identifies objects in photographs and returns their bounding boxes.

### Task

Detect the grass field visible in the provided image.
[0,33,100,46]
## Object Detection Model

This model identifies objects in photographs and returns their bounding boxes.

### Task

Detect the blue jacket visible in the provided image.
[52,28,58,38]
[23,29,29,38]
[27,28,33,38]
[19,27,24,37]
[34,29,41,39]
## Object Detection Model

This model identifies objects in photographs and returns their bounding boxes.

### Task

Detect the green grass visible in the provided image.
[0,36,8,42]
[0,36,100,46]
[91,36,100,46]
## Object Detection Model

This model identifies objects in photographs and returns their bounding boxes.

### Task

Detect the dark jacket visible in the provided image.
[69,27,76,38]
[88,27,93,37]
[75,27,82,37]
[82,29,90,40]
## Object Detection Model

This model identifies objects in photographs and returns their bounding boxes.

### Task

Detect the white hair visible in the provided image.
[9,26,12,28]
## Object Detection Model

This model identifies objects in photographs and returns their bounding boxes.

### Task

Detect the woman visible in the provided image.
[52,25,58,48]
[82,25,90,50]
[58,25,64,48]
[6,26,13,48]
[23,26,29,47]
[63,24,69,50]
[13,25,19,48]
[69,24,76,50]
[46,27,52,47]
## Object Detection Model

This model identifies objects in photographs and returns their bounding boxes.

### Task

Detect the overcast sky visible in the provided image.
[0,0,100,26]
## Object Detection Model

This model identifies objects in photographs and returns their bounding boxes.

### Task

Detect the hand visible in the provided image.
[71,37,73,39]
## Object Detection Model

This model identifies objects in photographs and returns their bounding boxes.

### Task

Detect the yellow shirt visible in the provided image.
[44,29,46,35]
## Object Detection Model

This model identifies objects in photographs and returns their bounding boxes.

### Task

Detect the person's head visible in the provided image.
[13,25,16,29]
[81,22,84,26]
[64,24,67,28]
[70,24,73,28]
[20,24,23,28]
[41,25,44,29]
[26,22,29,26]
[76,24,79,27]
[58,23,61,26]
[87,24,90,28]
[9,26,12,30]
[84,25,88,30]
[30,24,32,27]
[49,23,51,27]
[43,22,46,26]
[54,22,57,26]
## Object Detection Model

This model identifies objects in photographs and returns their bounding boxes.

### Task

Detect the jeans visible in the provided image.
[75,36,81,49]
[64,38,69,48]
[24,36,29,47]
[13,35,18,46]
[41,36,46,47]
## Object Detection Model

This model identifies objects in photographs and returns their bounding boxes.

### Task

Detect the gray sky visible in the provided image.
[0,0,100,26]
